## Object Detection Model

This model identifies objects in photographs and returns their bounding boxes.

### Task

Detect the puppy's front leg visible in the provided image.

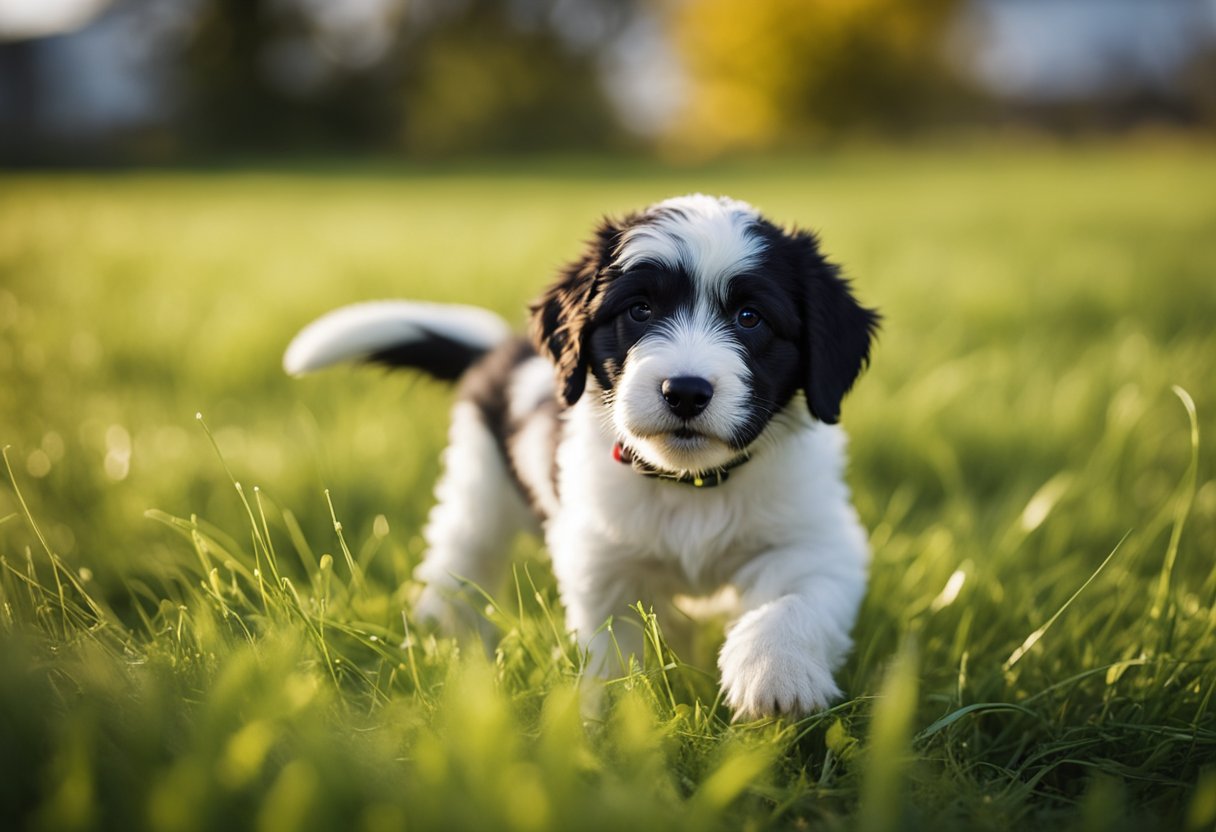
[718,547,867,720]
[552,550,655,677]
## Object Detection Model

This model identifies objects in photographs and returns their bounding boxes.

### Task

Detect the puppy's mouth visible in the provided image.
[663,428,712,453]
[630,424,717,444]
[621,423,744,475]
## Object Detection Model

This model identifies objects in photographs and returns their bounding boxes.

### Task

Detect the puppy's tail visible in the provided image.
[283,301,513,381]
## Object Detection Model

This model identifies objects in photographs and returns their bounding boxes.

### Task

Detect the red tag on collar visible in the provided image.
[612,441,631,465]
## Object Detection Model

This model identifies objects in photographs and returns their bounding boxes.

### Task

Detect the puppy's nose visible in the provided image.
[661,376,714,420]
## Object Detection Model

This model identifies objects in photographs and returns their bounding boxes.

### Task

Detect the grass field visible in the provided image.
[2,144,1215,831]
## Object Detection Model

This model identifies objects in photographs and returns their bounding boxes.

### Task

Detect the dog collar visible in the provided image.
[611,441,750,488]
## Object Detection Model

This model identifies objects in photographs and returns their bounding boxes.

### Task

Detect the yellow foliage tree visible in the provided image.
[663,0,962,156]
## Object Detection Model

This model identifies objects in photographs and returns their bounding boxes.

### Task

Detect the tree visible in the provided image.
[392,0,623,157]
[662,0,964,156]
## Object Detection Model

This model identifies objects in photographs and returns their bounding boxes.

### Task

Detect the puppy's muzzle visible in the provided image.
[661,376,714,420]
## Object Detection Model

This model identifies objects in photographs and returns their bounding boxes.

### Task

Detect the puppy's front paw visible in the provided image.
[718,619,843,720]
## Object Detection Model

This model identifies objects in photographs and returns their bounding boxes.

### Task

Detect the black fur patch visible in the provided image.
[781,227,881,424]
[528,217,629,406]
[367,329,489,381]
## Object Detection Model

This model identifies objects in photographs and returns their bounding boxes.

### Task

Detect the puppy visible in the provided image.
[284,194,879,719]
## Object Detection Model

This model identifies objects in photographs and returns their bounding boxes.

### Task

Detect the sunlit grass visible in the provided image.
[2,143,1215,830]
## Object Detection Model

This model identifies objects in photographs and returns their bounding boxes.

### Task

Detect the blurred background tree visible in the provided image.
[661,0,967,156]
[181,0,393,155]
[180,0,628,158]
[0,0,1213,166]
[391,0,626,156]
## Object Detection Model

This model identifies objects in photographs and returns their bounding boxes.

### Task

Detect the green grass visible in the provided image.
[2,143,1216,831]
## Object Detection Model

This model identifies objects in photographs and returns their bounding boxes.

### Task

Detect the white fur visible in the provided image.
[283,300,511,376]
[616,194,766,304]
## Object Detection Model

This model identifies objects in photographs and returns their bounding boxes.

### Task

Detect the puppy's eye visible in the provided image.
[736,308,762,329]
[628,302,652,323]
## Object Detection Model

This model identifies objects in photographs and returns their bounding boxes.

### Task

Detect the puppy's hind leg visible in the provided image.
[413,401,531,641]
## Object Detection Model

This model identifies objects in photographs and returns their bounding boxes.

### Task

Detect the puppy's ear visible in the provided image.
[528,219,621,406]
[794,230,880,424]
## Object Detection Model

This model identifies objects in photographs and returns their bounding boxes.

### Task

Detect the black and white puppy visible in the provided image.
[284,194,879,718]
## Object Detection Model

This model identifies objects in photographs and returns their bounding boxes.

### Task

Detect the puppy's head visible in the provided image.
[530,195,879,475]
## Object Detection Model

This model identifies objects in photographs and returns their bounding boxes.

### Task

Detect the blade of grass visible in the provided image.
[1151,385,1199,621]
[1003,529,1130,673]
